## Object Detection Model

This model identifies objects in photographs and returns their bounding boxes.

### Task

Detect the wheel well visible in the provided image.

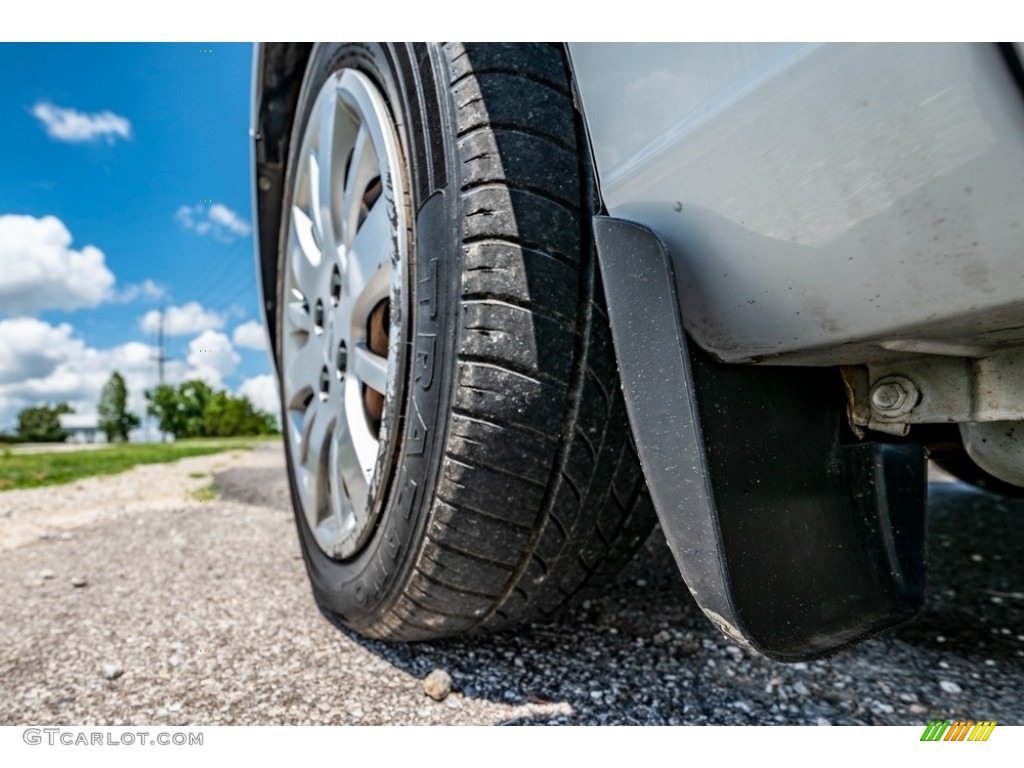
[253,42,314,367]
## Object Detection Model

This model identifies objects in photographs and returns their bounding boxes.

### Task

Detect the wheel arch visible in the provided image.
[251,42,315,370]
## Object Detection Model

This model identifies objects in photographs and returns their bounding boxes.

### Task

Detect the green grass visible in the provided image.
[0,436,278,492]
[189,484,219,502]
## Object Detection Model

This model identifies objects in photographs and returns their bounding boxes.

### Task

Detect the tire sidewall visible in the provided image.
[277,43,460,631]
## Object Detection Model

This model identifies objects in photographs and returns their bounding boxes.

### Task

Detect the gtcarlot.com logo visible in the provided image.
[920,720,997,742]
[23,728,203,747]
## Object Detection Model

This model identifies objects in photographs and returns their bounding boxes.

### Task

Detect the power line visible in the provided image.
[181,239,259,316]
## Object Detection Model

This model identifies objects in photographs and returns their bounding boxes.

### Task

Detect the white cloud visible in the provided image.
[0,214,116,313]
[232,320,267,351]
[140,302,224,336]
[238,374,279,424]
[208,204,251,237]
[184,330,239,389]
[112,279,165,304]
[0,318,168,433]
[0,318,79,386]
[31,101,132,144]
[174,205,207,234]
[176,203,251,242]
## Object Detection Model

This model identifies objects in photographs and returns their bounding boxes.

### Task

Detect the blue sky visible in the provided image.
[0,43,277,432]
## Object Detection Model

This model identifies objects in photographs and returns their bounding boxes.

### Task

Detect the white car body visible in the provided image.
[569,43,1024,366]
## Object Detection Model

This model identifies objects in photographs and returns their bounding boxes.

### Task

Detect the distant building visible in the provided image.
[58,414,107,444]
[131,422,174,444]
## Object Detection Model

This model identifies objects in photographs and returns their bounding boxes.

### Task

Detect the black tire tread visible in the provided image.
[368,43,656,640]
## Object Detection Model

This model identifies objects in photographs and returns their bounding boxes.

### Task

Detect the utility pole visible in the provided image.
[153,307,171,443]
[158,307,167,386]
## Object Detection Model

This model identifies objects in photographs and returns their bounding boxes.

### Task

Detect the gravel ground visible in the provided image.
[1,442,1021,725]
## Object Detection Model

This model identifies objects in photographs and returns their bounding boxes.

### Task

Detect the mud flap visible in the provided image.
[593,216,926,660]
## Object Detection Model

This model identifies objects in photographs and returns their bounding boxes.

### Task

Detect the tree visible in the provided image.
[145,380,214,439]
[98,371,141,442]
[17,403,73,442]
[145,380,277,439]
[145,384,181,437]
[204,392,277,437]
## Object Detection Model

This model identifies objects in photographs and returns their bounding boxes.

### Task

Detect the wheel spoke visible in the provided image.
[341,124,378,245]
[348,196,391,292]
[327,428,348,538]
[290,207,322,293]
[336,411,369,518]
[285,297,313,335]
[301,393,334,473]
[307,151,327,253]
[284,337,323,403]
[292,205,321,265]
[312,91,342,255]
[352,341,389,395]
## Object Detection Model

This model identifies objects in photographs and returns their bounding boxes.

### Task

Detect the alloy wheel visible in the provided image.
[282,69,408,560]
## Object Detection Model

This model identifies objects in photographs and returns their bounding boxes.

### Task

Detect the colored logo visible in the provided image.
[920,720,997,742]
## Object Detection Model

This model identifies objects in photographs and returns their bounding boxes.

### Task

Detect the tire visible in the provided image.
[276,42,655,641]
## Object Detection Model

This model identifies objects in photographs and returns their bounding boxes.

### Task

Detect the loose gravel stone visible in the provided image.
[0,445,1021,725]
[939,680,962,694]
[39,569,54,580]
[870,700,895,715]
[423,669,452,702]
